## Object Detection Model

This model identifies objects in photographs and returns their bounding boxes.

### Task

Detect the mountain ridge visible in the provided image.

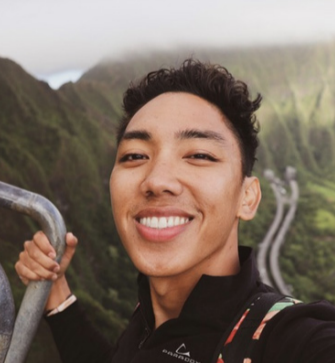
[0,43,334,361]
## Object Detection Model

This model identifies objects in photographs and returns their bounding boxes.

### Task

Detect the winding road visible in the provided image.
[257,167,299,295]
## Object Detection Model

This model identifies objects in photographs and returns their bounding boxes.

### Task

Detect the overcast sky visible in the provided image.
[1,0,335,87]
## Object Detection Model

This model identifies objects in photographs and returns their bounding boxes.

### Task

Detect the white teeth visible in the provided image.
[139,216,189,229]
[158,217,167,229]
[167,216,174,227]
[151,217,158,228]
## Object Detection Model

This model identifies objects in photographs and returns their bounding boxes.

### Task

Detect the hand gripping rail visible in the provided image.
[0,181,66,363]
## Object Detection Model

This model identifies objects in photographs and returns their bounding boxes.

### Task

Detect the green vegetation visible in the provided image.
[315,210,335,233]
[308,182,335,202]
[0,41,335,361]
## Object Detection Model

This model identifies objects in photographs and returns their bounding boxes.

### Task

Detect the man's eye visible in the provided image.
[189,154,217,162]
[119,153,148,162]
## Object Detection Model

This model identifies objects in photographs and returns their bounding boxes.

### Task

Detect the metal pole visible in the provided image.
[0,181,66,363]
[0,265,15,363]
[270,169,299,296]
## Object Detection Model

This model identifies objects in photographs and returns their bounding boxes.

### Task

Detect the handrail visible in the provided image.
[0,265,14,363]
[0,181,66,363]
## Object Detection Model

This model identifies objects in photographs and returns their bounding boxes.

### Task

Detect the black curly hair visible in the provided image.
[117,59,262,177]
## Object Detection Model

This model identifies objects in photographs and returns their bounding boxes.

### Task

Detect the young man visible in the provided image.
[16,59,335,362]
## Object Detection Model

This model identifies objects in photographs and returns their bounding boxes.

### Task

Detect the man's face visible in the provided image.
[110,92,260,279]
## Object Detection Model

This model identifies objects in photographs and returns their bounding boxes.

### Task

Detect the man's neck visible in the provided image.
[149,271,201,329]
[148,246,240,329]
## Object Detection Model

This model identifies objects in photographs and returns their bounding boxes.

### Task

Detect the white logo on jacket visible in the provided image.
[176,344,190,357]
[162,343,201,363]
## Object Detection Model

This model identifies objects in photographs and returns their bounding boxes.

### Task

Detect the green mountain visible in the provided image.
[0,58,136,361]
[0,42,335,361]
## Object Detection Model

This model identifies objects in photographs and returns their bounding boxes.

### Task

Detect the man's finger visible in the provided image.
[66,232,78,247]
[20,252,59,281]
[58,232,78,270]
[15,261,45,283]
[24,240,59,271]
[32,231,56,257]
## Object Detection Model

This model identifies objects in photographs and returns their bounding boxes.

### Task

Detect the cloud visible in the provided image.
[1,0,334,76]
[37,69,84,89]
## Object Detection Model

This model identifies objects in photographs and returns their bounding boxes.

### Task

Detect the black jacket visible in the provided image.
[47,247,335,363]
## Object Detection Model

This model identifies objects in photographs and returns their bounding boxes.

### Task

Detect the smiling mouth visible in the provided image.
[138,216,191,229]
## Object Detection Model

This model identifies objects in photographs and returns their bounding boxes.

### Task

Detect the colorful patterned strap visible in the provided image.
[216,293,302,363]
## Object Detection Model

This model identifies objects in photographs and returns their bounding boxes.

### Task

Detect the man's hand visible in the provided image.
[15,231,78,311]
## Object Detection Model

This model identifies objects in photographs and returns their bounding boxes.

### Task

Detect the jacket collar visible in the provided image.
[138,246,262,330]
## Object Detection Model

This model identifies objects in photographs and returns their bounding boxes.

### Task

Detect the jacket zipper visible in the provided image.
[138,326,150,349]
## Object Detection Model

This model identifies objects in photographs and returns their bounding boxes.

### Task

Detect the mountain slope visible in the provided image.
[0,42,335,361]
[0,58,136,362]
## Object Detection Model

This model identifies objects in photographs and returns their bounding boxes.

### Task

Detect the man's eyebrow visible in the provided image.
[176,129,226,144]
[120,130,152,142]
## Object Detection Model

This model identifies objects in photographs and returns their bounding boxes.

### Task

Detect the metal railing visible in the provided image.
[0,181,66,363]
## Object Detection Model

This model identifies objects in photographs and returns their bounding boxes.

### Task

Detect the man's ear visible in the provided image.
[237,176,262,221]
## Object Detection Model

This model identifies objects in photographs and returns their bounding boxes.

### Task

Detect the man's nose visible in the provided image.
[140,158,183,197]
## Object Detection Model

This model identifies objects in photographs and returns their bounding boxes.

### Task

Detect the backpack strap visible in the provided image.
[214,292,302,363]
